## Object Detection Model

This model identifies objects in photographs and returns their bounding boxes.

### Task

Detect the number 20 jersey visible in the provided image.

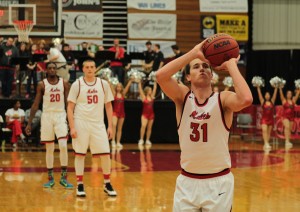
[43,77,65,112]
[177,91,231,174]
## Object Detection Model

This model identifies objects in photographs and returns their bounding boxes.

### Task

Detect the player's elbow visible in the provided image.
[155,70,165,85]
[242,95,253,107]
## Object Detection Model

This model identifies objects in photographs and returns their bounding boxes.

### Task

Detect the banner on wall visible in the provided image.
[0,0,18,7]
[52,0,101,11]
[127,0,176,11]
[128,13,176,39]
[200,0,248,13]
[62,12,103,38]
[200,15,217,39]
[216,15,248,41]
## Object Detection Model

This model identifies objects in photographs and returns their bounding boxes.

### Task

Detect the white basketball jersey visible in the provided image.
[178,91,231,174]
[73,77,111,123]
[43,77,65,112]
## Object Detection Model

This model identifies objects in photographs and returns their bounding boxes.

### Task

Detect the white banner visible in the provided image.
[62,12,103,38]
[127,0,176,11]
[127,40,176,60]
[128,13,176,39]
[200,0,248,13]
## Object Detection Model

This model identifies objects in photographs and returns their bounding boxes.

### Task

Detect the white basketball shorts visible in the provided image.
[41,111,68,143]
[173,171,234,212]
[72,119,110,155]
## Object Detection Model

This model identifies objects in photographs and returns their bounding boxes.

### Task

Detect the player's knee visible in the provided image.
[46,143,55,153]
[58,139,68,151]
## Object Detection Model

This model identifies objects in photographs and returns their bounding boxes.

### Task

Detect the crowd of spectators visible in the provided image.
[0,37,184,147]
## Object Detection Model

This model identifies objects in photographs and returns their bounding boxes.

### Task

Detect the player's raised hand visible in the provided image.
[70,128,78,139]
[214,55,240,72]
[191,39,209,63]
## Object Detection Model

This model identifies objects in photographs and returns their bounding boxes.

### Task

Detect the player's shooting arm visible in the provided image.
[216,58,253,112]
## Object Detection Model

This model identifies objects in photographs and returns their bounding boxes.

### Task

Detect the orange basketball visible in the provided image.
[202,33,239,67]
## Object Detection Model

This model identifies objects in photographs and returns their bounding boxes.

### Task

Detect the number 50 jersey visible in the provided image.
[68,77,114,124]
[177,91,231,174]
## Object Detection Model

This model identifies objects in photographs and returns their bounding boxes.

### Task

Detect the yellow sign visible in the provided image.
[216,15,248,41]
[202,16,215,29]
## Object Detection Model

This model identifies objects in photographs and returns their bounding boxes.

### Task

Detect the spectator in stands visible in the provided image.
[138,80,157,147]
[25,43,38,99]
[5,100,26,147]
[109,38,125,84]
[0,37,19,98]
[256,86,278,150]
[171,45,184,59]
[61,43,75,67]
[44,44,69,81]
[35,39,46,81]
[25,107,42,146]
[17,42,30,96]
[279,87,300,148]
[142,41,155,74]
[88,44,107,68]
[109,78,133,149]
[152,44,164,72]
[18,42,29,57]
[170,44,185,81]
[81,42,89,52]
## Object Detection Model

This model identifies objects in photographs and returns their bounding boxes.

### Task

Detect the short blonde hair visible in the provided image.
[82,60,96,67]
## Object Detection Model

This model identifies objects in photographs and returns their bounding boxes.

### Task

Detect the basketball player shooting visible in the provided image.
[25,62,73,189]
[156,40,253,211]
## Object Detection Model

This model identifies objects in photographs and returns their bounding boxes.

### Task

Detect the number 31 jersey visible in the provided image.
[177,91,231,174]
[43,77,65,112]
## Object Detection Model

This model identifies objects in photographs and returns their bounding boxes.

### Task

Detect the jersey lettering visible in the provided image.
[87,95,98,104]
[190,122,208,142]
[50,93,60,102]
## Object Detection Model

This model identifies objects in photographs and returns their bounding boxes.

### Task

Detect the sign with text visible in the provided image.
[0,0,18,7]
[200,15,216,39]
[127,0,176,11]
[216,15,248,41]
[53,0,101,11]
[128,13,176,39]
[200,0,248,13]
[62,12,103,38]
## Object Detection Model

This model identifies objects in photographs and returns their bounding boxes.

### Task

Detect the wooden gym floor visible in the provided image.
[1,138,300,212]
